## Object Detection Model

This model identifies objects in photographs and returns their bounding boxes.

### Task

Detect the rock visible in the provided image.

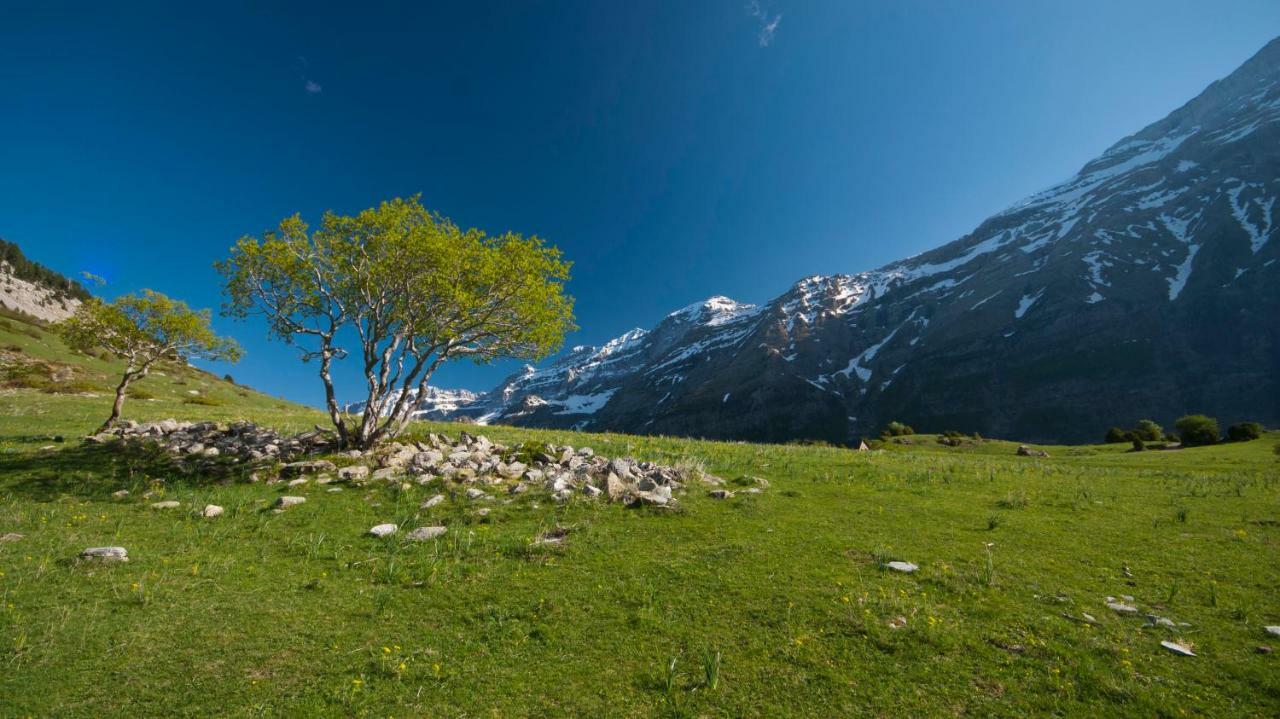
[740,487,763,495]
[338,465,370,481]
[1160,640,1196,656]
[605,472,629,501]
[465,487,490,501]
[1265,626,1280,637]
[406,526,447,542]
[280,460,336,478]
[368,523,397,538]
[80,546,128,562]
[0,532,23,542]
[421,494,445,509]
[371,467,401,481]
[275,496,306,508]
[286,478,308,488]
[1258,645,1273,654]
[1146,615,1176,628]
[201,504,224,518]
[1106,601,1139,613]
[708,489,734,500]
[1016,445,1050,458]
[150,500,180,510]
[884,561,918,573]
[577,447,594,458]
[111,489,129,499]
[888,616,908,629]
[475,507,491,517]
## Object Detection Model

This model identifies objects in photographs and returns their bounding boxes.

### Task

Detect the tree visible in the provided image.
[1133,419,1164,442]
[59,290,242,430]
[1226,421,1263,442]
[217,196,574,449]
[1174,414,1220,447]
[1104,427,1129,443]
[881,421,914,438]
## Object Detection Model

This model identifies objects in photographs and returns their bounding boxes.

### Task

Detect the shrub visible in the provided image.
[1175,414,1220,447]
[1105,427,1130,443]
[1131,437,1145,452]
[1133,419,1164,442]
[881,421,914,438]
[223,373,236,385]
[126,387,156,400]
[183,395,225,407]
[1226,421,1263,442]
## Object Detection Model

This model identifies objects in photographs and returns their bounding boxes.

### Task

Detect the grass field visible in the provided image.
[1,312,1278,717]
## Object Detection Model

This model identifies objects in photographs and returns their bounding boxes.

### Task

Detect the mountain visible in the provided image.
[395,38,1280,443]
[0,239,90,323]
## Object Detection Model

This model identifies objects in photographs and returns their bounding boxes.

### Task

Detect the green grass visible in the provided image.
[1,311,1278,717]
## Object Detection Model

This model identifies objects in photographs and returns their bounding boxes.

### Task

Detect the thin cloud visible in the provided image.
[747,1,782,47]
[295,56,323,94]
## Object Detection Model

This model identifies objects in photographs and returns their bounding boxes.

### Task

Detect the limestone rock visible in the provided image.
[406,526,447,541]
[368,523,397,538]
[80,546,128,562]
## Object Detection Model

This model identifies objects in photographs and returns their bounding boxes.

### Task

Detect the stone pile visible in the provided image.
[86,419,336,463]
[319,430,723,507]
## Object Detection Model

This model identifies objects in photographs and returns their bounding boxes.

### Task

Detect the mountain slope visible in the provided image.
[405,37,1280,442]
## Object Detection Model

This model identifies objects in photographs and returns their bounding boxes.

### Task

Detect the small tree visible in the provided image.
[59,290,242,431]
[217,196,574,449]
[881,421,915,438]
[1226,421,1263,442]
[1104,427,1129,443]
[1174,414,1220,447]
[1132,419,1164,442]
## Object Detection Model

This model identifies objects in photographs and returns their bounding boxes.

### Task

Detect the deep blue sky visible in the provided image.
[3,2,1278,406]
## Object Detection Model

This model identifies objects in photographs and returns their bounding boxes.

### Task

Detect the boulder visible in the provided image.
[275,496,306,508]
[338,465,370,481]
[202,504,224,518]
[150,500,181,510]
[406,526,447,542]
[421,494,445,509]
[80,546,128,562]
[884,561,918,573]
[368,523,397,538]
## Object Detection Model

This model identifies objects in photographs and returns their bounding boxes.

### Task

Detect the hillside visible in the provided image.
[1,308,1278,717]
[404,37,1280,444]
[0,239,90,323]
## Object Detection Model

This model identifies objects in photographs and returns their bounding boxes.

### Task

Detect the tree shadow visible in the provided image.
[0,439,263,502]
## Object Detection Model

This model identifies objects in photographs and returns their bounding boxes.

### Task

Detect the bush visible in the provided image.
[1175,414,1220,447]
[1131,437,1145,452]
[1105,427,1130,443]
[1133,419,1164,442]
[881,421,914,438]
[183,395,225,407]
[126,387,156,400]
[1226,421,1263,442]
[223,373,236,385]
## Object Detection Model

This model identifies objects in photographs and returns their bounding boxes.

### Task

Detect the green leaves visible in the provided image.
[59,291,242,367]
[216,195,576,447]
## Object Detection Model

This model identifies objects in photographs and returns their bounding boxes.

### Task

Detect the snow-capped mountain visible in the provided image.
[401,37,1280,442]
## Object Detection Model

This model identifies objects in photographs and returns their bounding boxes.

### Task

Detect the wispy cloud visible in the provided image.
[747,1,782,47]
[295,56,323,95]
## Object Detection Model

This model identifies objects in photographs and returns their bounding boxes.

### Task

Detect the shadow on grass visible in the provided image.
[0,439,264,502]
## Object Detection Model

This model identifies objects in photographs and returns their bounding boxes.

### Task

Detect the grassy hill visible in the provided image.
[1,309,1277,717]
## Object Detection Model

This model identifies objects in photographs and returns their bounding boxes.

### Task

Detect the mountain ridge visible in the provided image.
[391,36,1280,443]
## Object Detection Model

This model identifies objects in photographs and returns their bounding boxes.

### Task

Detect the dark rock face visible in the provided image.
[403,38,1280,443]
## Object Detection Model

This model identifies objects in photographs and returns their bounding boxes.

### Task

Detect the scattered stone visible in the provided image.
[1,532,23,542]
[150,500,180,510]
[80,546,128,562]
[708,489,734,500]
[1160,640,1196,656]
[1256,645,1272,654]
[406,526,447,542]
[368,523,397,538]
[1105,597,1139,613]
[286,478,309,488]
[1265,626,1280,637]
[201,504,224,518]
[338,465,369,481]
[275,496,306,509]
[888,616,908,629]
[421,494,445,509]
[371,467,401,481]
[1146,615,1176,628]
[1016,445,1050,458]
[111,490,129,499]
[475,507,491,518]
[465,487,490,501]
[884,561,918,573]
[280,460,337,478]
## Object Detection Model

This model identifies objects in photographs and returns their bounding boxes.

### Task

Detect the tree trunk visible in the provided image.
[102,374,132,432]
[317,345,349,448]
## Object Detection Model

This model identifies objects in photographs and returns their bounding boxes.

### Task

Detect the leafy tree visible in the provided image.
[881,421,914,438]
[1226,421,1263,442]
[217,196,574,449]
[1174,414,1220,447]
[1104,427,1129,443]
[1132,419,1164,442]
[1131,437,1145,452]
[59,291,242,430]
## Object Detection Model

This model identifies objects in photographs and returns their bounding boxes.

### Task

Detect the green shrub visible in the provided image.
[1131,437,1145,452]
[127,387,156,400]
[1226,421,1263,442]
[1133,419,1164,442]
[881,421,914,438]
[1104,427,1129,443]
[1175,414,1220,447]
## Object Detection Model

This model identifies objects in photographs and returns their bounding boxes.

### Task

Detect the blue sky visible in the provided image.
[3,1,1278,406]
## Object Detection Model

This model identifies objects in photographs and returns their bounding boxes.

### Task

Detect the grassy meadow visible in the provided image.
[1,311,1278,717]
